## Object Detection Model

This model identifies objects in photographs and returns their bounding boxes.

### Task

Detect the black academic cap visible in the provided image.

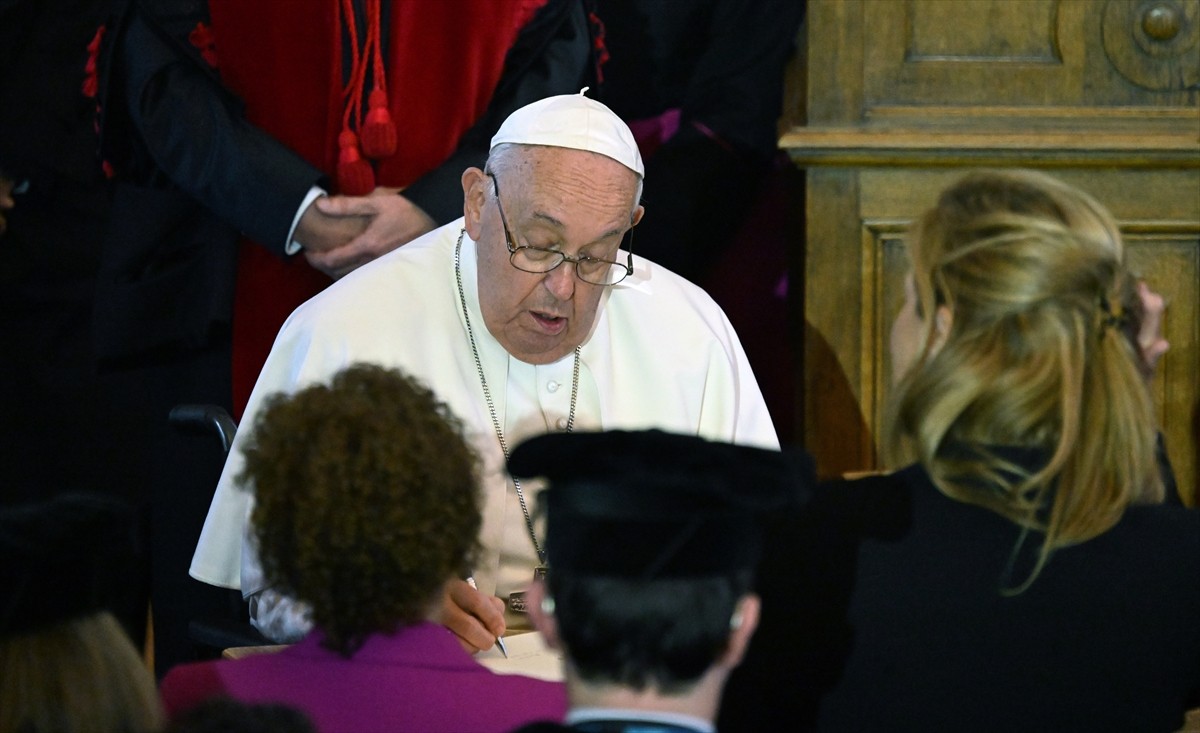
[0,492,140,637]
[508,429,810,579]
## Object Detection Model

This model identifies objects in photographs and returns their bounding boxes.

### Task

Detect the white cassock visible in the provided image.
[189,219,779,639]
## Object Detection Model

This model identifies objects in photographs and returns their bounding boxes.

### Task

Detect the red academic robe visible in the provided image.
[206,0,547,416]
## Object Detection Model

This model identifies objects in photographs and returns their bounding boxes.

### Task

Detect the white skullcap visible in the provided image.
[490,89,644,177]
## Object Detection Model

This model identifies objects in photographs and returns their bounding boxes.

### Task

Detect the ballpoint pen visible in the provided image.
[465,576,508,658]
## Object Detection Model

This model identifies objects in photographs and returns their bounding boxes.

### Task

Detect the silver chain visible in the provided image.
[455,229,579,564]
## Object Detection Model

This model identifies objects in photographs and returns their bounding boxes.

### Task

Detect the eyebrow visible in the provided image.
[526,210,628,244]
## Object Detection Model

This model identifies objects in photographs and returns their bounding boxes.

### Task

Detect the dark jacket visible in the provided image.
[722,461,1200,733]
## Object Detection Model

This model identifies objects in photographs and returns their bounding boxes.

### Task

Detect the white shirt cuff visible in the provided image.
[248,588,314,643]
[286,186,328,255]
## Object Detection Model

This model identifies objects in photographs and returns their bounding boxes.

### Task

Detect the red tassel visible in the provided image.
[360,89,397,159]
[82,25,105,98]
[188,22,220,68]
[336,130,375,195]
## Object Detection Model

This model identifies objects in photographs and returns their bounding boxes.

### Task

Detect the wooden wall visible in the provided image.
[786,0,1200,503]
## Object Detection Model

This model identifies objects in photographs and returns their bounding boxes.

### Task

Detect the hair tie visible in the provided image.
[1098,296,1129,334]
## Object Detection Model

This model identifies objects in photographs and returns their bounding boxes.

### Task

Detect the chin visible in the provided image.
[524,348,573,365]
[512,338,577,365]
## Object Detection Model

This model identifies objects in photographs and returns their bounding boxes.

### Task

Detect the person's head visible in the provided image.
[461,93,646,365]
[241,363,482,657]
[885,170,1163,585]
[508,430,806,698]
[0,494,163,733]
[166,697,317,733]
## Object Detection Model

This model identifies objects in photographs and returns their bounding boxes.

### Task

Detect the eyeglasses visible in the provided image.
[489,173,634,286]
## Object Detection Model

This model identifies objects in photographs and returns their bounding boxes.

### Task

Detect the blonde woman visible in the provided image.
[722,170,1200,733]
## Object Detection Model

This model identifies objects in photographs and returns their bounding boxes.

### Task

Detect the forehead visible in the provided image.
[503,146,639,233]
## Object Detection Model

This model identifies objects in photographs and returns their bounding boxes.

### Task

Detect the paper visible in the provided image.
[476,630,564,682]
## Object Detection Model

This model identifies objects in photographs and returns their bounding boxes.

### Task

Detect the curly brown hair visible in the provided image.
[239,364,482,657]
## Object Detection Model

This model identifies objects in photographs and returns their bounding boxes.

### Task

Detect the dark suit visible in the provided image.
[0,0,152,645]
[721,461,1200,733]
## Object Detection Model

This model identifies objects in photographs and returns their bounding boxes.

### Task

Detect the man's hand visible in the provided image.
[293,195,371,264]
[0,176,15,238]
[303,188,436,279]
[439,578,506,654]
[1134,280,1169,382]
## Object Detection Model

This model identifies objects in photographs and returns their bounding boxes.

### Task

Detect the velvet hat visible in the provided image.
[508,429,809,579]
[0,492,139,636]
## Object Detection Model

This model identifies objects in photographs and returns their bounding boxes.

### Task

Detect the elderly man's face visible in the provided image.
[462,147,643,365]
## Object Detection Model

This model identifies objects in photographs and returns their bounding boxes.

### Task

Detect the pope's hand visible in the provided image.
[440,578,506,654]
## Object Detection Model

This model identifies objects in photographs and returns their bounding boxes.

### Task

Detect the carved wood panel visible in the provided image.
[805,167,1200,504]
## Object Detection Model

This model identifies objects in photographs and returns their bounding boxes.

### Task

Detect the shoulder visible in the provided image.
[284,225,459,335]
[1105,502,1200,566]
[159,659,226,718]
[601,255,743,349]
[611,255,727,316]
[804,465,923,540]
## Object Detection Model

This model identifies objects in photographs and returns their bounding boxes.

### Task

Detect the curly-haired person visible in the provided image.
[160,364,566,733]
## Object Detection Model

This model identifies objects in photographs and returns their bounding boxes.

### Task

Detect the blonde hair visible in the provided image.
[884,170,1163,589]
[0,611,164,733]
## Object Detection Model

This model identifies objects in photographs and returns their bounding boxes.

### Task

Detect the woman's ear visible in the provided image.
[931,304,954,354]
[461,167,488,239]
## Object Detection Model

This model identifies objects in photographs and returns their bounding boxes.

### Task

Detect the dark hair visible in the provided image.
[166,697,316,733]
[548,571,752,693]
[241,364,481,657]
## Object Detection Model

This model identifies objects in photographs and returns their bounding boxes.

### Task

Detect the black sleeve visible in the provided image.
[401,0,592,225]
[99,0,322,257]
[674,0,804,162]
[719,470,912,733]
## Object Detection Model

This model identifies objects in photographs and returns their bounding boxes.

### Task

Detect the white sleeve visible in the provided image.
[247,588,313,644]
[242,529,313,643]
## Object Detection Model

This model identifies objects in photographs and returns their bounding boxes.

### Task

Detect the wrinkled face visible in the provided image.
[462,147,643,365]
[890,271,925,384]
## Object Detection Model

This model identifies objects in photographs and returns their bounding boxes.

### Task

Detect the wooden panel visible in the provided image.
[804,168,1200,503]
[808,0,1200,125]
[865,0,1085,109]
[803,169,876,476]
[780,123,1200,167]
[906,0,1061,62]
[794,0,1200,504]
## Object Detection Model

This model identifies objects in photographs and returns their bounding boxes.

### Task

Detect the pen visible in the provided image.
[465,576,508,658]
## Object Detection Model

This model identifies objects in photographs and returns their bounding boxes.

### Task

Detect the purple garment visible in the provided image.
[160,622,567,733]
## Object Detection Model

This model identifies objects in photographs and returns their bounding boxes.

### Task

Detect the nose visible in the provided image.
[542,261,577,301]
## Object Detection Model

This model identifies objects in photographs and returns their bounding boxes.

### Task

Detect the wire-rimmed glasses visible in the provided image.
[489,173,634,286]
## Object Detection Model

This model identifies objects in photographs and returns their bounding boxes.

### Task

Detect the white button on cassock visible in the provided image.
[547,381,560,393]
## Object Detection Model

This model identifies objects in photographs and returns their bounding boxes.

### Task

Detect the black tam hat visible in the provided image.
[508,429,810,580]
[0,493,140,637]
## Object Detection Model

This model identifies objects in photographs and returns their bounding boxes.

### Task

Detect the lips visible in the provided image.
[530,310,568,335]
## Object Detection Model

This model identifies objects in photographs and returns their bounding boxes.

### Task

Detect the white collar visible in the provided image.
[566,707,714,733]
